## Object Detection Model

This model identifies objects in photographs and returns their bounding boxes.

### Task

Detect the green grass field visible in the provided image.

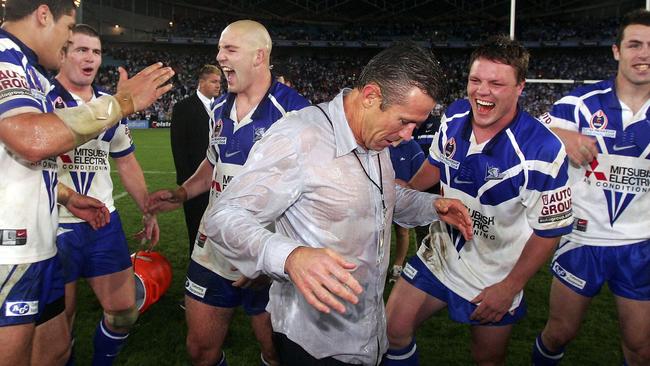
[71,128,622,365]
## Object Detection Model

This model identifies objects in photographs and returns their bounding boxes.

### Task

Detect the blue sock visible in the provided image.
[92,318,129,366]
[622,359,628,366]
[383,338,419,365]
[532,334,564,366]
[260,352,269,366]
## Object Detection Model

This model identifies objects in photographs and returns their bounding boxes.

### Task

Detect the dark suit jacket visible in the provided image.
[170,92,211,185]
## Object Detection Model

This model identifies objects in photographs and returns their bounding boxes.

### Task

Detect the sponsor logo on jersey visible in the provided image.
[224,150,240,158]
[469,208,496,240]
[59,148,109,172]
[402,263,417,279]
[585,158,650,224]
[5,301,38,316]
[584,158,607,181]
[551,262,586,289]
[253,127,266,142]
[581,110,616,138]
[195,233,207,249]
[538,112,552,125]
[185,277,207,298]
[484,164,505,181]
[440,137,460,169]
[0,229,27,246]
[0,63,32,101]
[573,218,588,232]
[539,187,572,223]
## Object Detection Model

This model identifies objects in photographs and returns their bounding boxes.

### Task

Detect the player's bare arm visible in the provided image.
[0,63,174,163]
[147,158,213,214]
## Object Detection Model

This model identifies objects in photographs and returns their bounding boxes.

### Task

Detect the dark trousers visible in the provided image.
[273,332,357,366]
[182,192,209,257]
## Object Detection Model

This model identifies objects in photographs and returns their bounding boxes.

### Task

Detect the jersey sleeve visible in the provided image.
[427,115,446,170]
[523,144,574,238]
[206,108,218,166]
[0,50,44,118]
[108,119,135,157]
[538,95,581,132]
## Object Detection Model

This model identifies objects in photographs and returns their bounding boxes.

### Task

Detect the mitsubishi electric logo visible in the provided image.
[585,159,607,181]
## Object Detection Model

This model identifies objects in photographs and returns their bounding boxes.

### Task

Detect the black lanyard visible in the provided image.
[314,105,385,211]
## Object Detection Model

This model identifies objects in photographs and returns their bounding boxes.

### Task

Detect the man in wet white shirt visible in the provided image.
[205,42,473,366]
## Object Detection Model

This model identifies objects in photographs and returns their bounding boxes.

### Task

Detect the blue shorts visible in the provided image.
[0,256,65,326]
[402,256,527,325]
[56,211,132,283]
[184,259,269,315]
[551,239,650,300]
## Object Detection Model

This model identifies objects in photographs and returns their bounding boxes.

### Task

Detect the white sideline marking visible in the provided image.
[114,192,129,201]
[111,170,175,175]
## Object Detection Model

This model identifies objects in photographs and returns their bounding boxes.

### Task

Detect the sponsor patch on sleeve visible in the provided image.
[0,62,33,103]
[539,187,572,224]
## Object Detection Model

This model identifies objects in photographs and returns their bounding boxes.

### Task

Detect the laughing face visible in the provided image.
[467,57,524,134]
[216,26,258,94]
[613,24,650,87]
[59,32,101,88]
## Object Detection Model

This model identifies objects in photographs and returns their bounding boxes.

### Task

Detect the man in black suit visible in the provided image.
[171,64,222,256]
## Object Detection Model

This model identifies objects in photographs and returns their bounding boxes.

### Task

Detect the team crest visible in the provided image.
[211,119,226,145]
[484,164,505,181]
[53,96,67,109]
[589,110,608,130]
[444,137,457,159]
[213,118,223,137]
[253,127,266,142]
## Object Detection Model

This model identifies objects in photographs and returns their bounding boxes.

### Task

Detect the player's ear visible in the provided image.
[361,83,382,109]
[253,48,265,67]
[35,5,53,27]
[612,44,621,61]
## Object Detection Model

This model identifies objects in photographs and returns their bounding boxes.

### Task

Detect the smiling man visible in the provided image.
[51,24,160,366]
[532,9,650,366]
[0,1,173,366]
[383,36,573,366]
[147,20,309,366]
[203,42,473,366]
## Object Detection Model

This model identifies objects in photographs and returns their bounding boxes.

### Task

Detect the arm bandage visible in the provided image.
[54,95,124,145]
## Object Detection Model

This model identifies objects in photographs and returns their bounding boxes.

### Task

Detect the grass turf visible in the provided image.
[70,128,621,365]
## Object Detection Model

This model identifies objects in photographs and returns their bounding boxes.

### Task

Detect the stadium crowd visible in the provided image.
[154,16,618,43]
[98,46,616,121]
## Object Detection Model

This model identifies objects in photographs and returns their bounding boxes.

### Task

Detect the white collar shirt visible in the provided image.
[205,89,440,365]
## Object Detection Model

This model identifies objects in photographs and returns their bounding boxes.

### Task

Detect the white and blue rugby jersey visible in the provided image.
[541,78,650,246]
[418,99,573,309]
[50,80,134,223]
[192,81,310,279]
[0,29,59,264]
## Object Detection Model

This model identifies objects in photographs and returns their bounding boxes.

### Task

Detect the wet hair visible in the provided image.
[354,41,445,110]
[4,0,77,22]
[616,9,650,46]
[469,35,529,84]
[71,23,99,38]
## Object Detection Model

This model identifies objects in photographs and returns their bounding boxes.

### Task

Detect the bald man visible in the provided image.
[147,20,309,366]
